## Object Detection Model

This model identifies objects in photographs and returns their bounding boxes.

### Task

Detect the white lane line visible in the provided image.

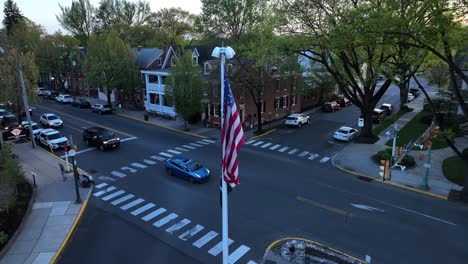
[378,201,457,226]
[269,144,281,150]
[165,218,191,234]
[167,149,182,155]
[197,140,210,145]
[202,139,215,144]
[131,203,155,216]
[98,176,116,182]
[245,140,256,145]
[193,231,218,248]
[95,183,108,189]
[121,167,137,173]
[261,143,272,148]
[320,157,331,163]
[150,155,165,161]
[175,147,189,152]
[208,239,234,256]
[111,194,134,205]
[179,225,205,241]
[120,198,144,211]
[93,186,116,197]
[189,143,203,147]
[228,245,251,264]
[288,148,299,155]
[60,147,95,158]
[153,213,178,228]
[252,141,264,147]
[131,163,147,169]
[159,152,173,158]
[101,190,125,201]
[278,147,289,152]
[111,171,126,178]
[308,154,319,160]
[141,208,167,222]
[183,145,196,150]
[120,137,138,142]
[143,159,156,165]
[299,151,309,157]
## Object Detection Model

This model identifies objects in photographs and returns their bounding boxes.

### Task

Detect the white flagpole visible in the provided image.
[220,47,229,264]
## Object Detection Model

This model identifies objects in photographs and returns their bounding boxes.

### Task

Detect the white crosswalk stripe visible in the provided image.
[197,140,210,145]
[159,152,173,158]
[131,163,147,169]
[102,190,125,201]
[208,239,234,256]
[320,157,331,163]
[228,245,251,264]
[111,171,126,178]
[201,139,216,144]
[120,198,144,210]
[179,225,204,241]
[143,159,156,165]
[167,149,182,155]
[165,218,191,234]
[150,155,165,161]
[193,231,218,248]
[141,208,167,222]
[261,143,272,148]
[98,176,116,181]
[288,148,299,155]
[308,154,319,160]
[299,151,309,157]
[183,145,196,150]
[269,144,281,150]
[93,186,116,197]
[175,147,189,152]
[111,194,134,205]
[189,143,203,147]
[278,146,289,152]
[253,141,264,146]
[131,203,155,216]
[245,140,256,145]
[153,213,178,228]
[95,183,108,189]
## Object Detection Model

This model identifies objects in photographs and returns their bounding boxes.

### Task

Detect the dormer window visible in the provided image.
[156,58,162,66]
[192,55,198,65]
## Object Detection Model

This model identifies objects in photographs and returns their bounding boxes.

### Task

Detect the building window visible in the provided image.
[149,93,160,104]
[283,96,289,108]
[204,63,210,75]
[281,79,288,90]
[149,75,158,84]
[291,95,297,105]
[274,97,280,110]
[162,95,173,107]
[157,58,162,66]
[260,100,265,113]
[274,79,280,91]
[213,104,220,116]
[193,55,198,65]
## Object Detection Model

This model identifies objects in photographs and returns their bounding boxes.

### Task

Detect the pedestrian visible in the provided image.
[59,163,66,181]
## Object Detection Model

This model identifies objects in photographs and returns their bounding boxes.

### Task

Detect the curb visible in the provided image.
[265,237,367,264]
[331,153,448,200]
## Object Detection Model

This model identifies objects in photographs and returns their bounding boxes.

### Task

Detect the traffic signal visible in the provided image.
[63,146,69,153]
[379,160,390,180]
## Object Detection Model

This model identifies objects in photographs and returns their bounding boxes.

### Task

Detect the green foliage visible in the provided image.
[372,110,408,136]
[385,109,432,147]
[0,142,25,190]
[443,148,468,186]
[57,0,95,45]
[426,62,450,89]
[377,148,415,167]
[147,8,196,46]
[0,231,8,246]
[95,0,151,32]
[2,0,23,35]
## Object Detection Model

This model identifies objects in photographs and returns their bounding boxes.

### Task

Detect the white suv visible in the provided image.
[56,94,73,103]
[38,128,69,150]
[285,113,310,128]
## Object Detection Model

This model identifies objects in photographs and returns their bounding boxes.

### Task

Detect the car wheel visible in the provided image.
[307,119,310,124]
[298,122,302,128]
[99,145,105,151]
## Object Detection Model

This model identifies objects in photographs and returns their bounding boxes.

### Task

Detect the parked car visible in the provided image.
[55,94,73,103]
[1,114,19,130]
[336,97,352,107]
[333,126,359,142]
[165,157,210,183]
[0,108,11,119]
[21,121,42,138]
[379,103,393,116]
[37,128,69,150]
[407,93,415,102]
[409,88,420,97]
[39,113,63,128]
[36,88,47,96]
[322,101,340,112]
[372,108,386,123]
[82,126,120,151]
[285,113,310,128]
[91,104,112,114]
[72,99,91,108]
[44,91,59,100]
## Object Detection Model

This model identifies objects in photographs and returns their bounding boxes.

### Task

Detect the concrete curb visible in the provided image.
[264,237,367,264]
[331,153,448,200]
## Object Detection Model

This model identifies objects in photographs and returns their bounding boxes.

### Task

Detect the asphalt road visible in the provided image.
[28,81,467,264]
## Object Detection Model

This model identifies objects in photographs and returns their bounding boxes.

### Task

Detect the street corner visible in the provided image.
[263,237,368,264]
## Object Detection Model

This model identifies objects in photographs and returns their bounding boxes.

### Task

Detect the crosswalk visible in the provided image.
[93,183,255,264]
[97,139,216,182]
[244,139,331,164]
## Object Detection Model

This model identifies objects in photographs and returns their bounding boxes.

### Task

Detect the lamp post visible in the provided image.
[15,51,35,148]
[68,150,82,204]
[390,123,399,180]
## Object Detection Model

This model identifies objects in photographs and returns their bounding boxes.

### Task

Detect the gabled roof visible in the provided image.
[131,47,164,69]
[169,45,216,64]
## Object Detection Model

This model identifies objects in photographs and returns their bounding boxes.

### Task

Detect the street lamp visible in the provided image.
[68,150,82,204]
[387,123,400,180]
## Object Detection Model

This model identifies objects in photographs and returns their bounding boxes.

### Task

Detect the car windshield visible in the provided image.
[187,161,202,171]
[47,115,59,120]
[98,131,115,138]
[48,133,63,140]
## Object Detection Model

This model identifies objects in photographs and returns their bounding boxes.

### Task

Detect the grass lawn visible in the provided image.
[443,148,468,186]
[373,110,407,136]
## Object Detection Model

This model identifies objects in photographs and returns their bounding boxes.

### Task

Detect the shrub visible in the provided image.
[402,154,416,166]
[0,231,8,246]
[376,148,415,167]
[377,148,393,161]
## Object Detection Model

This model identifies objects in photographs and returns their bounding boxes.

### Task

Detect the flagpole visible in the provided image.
[220,47,229,264]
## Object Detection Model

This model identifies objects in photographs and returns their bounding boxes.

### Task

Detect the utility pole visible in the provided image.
[16,52,35,148]
[390,123,399,180]
[68,150,82,204]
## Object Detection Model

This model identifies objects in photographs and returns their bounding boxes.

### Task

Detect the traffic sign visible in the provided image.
[358,118,364,127]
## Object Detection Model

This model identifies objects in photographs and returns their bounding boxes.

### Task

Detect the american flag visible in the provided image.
[221,70,245,188]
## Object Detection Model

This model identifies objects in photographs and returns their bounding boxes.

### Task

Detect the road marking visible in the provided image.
[142,208,167,222]
[193,231,218,248]
[165,218,191,234]
[121,167,137,173]
[288,148,299,155]
[95,183,108,189]
[183,145,196,150]
[261,143,272,148]
[131,203,155,216]
[245,140,256,145]
[167,149,182,155]
[143,159,156,165]
[111,194,134,205]
[308,154,319,160]
[93,186,116,197]
[120,137,138,142]
[247,261,257,264]
[153,213,178,228]
[98,176,116,182]
[120,198,144,211]
[350,203,385,212]
[320,157,331,163]
[253,141,264,146]
[278,147,289,152]
[175,147,189,152]
[159,152,173,158]
[299,151,309,157]
[202,139,215,144]
[179,225,205,241]
[197,140,210,145]
[269,144,281,150]
[150,155,165,161]
[189,143,203,147]
[296,196,348,216]
[228,245,251,264]
[60,147,95,158]
[101,190,125,201]
[131,163,147,169]
[208,239,234,256]
[378,201,456,226]
[328,140,345,147]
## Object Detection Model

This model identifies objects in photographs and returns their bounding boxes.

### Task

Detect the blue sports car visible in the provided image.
[165,157,210,183]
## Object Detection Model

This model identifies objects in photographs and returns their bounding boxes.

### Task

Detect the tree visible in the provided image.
[82,31,137,106]
[57,0,95,45]
[95,0,151,32]
[277,54,302,114]
[302,60,337,105]
[147,8,197,45]
[426,61,450,89]
[166,49,204,129]
[2,0,22,36]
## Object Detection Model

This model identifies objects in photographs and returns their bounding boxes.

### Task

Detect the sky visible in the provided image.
[1,0,202,34]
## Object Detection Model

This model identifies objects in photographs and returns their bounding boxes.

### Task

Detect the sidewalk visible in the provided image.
[0,143,92,264]
[333,94,466,199]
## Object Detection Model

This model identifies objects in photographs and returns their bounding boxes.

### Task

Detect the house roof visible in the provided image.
[131,47,164,69]
[171,45,215,64]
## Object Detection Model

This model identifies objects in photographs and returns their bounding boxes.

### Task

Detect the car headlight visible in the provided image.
[193,174,201,178]
[103,141,108,144]
[51,144,58,148]
[48,122,53,125]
